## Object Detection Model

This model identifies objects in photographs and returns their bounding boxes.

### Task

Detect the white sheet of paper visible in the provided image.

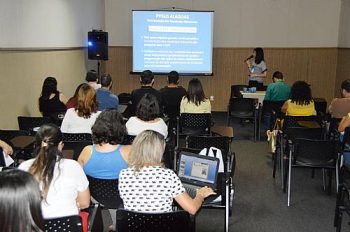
[3,151,14,167]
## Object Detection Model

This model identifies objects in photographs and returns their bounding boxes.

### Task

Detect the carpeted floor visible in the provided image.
[195,113,339,232]
[102,112,346,232]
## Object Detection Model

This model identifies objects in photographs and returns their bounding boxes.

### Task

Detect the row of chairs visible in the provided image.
[1,113,234,231]
[270,115,340,207]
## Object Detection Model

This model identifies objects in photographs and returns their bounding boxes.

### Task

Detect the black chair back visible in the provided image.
[282,115,318,130]
[228,98,255,117]
[293,139,337,167]
[178,113,212,135]
[62,133,92,160]
[17,116,52,133]
[284,127,323,141]
[122,134,136,145]
[118,93,132,105]
[116,209,194,232]
[230,85,248,98]
[44,215,82,232]
[87,175,122,209]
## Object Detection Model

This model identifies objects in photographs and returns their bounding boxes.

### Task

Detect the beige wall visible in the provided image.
[338,0,350,48]
[0,49,88,129]
[0,0,104,48]
[105,0,341,47]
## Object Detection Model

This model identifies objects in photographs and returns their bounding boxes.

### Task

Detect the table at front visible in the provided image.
[240,91,266,105]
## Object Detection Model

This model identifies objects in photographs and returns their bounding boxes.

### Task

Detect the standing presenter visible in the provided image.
[245,47,267,90]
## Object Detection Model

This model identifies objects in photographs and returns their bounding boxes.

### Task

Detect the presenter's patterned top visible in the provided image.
[119,166,185,213]
[249,60,267,83]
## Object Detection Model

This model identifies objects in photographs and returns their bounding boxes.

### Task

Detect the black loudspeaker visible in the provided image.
[88,31,108,60]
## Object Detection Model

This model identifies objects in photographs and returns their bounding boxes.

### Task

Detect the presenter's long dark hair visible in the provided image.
[290,81,313,106]
[254,47,264,64]
[185,78,206,106]
[0,169,44,232]
[39,77,59,112]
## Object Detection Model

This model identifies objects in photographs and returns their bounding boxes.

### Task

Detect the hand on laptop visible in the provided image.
[0,140,13,156]
[197,186,216,199]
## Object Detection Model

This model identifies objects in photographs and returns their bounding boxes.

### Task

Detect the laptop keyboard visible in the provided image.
[183,183,199,198]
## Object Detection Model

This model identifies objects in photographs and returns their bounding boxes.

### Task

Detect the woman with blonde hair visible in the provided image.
[61,83,101,133]
[19,124,90,219]
[119,130,215,215]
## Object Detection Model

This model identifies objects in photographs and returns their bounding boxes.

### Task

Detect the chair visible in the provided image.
[17,116,52,134]
[334,165,350,232]
[122,134,136,145]
[230,85,247,98]
[328,117,342,141]
[273,124,324,192]
[44,215,82,232]
[62,133,92,160]
[176,113,212,147]
[118,93,132,105]
[116,209,194,232]
[286,138,339,206]
[227,98,258,141]
[87,175,122,209]
[0,130,34,162]
[81,203,103,232]
[184,135,236,232]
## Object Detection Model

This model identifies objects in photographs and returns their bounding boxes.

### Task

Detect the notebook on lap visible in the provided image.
[177,151,219,199]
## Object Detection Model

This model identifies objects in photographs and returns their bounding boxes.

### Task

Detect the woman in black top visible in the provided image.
[39,77,68,119]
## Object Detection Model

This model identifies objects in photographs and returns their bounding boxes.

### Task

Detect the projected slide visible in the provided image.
[132,10,214,75]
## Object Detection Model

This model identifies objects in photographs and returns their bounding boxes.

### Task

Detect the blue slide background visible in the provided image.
[133,10,213,74]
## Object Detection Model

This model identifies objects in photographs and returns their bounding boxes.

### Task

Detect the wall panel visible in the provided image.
[105,47,338,111]
[0,49,89,129]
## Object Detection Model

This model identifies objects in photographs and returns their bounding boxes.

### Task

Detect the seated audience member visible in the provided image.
[338,114,350,164]
[130,70,162,116]
[180,78,211,113]
[0,140,13,155]
[86,70,101,90]
[126,94,168,138]
[39,77,67,118]
[96,74,119,111]
[281,81,316,116]
[329,79,350,118]
[264,71,290,102]
[119,130,215,215]
[0,169,44,232]
[66,83,84,109]
[61,84,101,134]
[160,71,187,118]
[19,124,90,219]
[78,109,130,179]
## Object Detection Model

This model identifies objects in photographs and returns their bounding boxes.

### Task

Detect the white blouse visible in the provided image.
[19,159,89,219]
[60,108,101,134]
[126,116,168,138]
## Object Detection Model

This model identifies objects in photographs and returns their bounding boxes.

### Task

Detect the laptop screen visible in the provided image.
[178,152,218,185]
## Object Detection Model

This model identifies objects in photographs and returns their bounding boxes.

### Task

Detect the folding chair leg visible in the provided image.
[336,163,339,193]
[280,138,285,190]
[327,169,332,195]
[287,150,292,206]
[224,179,229,232]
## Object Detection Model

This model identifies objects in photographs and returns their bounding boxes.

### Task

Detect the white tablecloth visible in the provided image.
[240,91,266,105]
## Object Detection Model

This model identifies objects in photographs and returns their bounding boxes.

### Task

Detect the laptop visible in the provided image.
[177,151,219,199]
